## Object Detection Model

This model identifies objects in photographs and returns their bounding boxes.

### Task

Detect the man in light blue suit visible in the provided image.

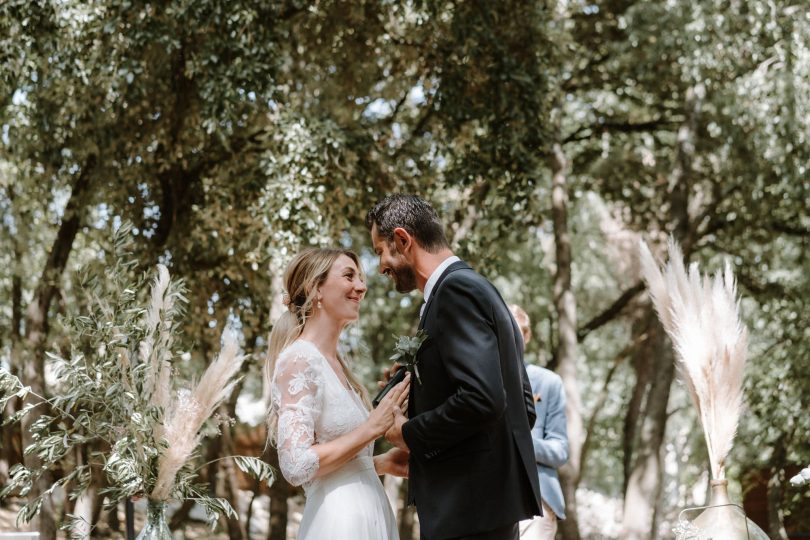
[510,305,569,540]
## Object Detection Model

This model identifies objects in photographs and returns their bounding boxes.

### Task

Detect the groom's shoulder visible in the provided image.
[439,264,495,297]
[443,263,487,286]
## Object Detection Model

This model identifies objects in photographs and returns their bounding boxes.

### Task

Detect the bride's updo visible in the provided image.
[264,248,368,445]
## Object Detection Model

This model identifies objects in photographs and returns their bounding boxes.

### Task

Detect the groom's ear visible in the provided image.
[392,227,412,253]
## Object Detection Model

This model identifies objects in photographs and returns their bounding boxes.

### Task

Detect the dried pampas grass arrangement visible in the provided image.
[639,239,748,480]
[150,328,245,500]
[141,264,176,444]
[137,265,246,501]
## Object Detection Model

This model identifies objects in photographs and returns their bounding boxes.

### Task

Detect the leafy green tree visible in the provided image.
[2,1,807,539]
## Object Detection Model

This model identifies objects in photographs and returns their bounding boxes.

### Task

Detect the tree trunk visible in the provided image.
[169,500,195,532]
[620,83,701,539]
[219,402,246,540]
[266,447,292,540]
[766,469,788,539]
[20,156,95,540]
[766,438,789,540]
[107,503,120,534]
[550,143,583,540]
[620,322,675,540]
[1,269,24,490]
[245,478,260,540]
[1,192,26,490]
[72,485,96,538]
[217,346,253,540]
[623,314,655,495]
[71,444,106,538]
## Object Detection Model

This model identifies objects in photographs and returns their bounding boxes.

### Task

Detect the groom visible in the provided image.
[367,195,541,540]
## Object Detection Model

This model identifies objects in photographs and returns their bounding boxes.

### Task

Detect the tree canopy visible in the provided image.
[1,1,808,538]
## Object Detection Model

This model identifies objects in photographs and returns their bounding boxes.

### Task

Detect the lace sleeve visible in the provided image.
[272,349,324,486]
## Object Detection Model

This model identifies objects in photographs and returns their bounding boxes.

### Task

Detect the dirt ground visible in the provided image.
[0,493,304,539]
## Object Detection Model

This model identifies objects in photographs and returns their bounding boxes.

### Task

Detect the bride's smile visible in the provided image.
[316,254,367,324]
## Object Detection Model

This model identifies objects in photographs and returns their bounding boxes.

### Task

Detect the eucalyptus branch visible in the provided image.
[193,456,238,473]
[1,368,78,423]
[193,455,274,478]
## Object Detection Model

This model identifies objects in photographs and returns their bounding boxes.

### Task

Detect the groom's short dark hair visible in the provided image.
[366,194,450,253]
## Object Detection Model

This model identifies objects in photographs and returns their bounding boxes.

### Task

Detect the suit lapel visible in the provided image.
[412,260,469,421]
[418,260,470,330]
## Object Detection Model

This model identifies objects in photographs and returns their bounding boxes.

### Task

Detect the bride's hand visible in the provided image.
[366,372,410,437]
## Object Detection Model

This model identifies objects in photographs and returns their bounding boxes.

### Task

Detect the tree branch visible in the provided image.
[391,94,435,159]
[577,281,645,341]
[29,154,97,338]
[768,220,810,237]
[563,119,680,144]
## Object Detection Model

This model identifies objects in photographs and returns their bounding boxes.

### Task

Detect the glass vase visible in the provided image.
[673,479,769,539]
[135,499,173,540]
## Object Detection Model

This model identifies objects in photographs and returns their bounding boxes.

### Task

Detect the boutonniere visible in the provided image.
[390,329,428,384]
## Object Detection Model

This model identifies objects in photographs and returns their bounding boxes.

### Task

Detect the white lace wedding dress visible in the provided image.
[270,340,399,540]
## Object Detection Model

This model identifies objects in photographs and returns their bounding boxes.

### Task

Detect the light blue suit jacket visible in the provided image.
[525,364,569,519]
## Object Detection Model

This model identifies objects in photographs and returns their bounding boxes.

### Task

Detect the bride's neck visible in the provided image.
[299,313,342,358]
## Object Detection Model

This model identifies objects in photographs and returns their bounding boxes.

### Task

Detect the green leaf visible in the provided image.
[233,456,275,485]
[196,496,237,530]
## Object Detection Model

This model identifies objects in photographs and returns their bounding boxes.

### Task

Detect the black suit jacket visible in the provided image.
[401,261,542,539]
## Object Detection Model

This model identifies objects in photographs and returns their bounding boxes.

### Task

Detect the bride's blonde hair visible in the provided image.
[264,248,370,445]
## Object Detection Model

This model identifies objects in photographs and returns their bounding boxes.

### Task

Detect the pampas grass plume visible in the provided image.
[143,265,171,409]
[150,328,245,500]
[639,239,747,480]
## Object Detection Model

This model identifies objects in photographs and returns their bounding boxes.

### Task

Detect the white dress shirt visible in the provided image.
[420,255,460,318]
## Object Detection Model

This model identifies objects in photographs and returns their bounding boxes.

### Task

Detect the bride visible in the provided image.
[265,247,410,540]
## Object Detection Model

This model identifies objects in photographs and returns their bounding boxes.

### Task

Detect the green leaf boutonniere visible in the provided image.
[390,329,428,384]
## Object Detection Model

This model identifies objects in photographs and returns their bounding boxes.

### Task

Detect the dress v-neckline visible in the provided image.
[297,339,364,408]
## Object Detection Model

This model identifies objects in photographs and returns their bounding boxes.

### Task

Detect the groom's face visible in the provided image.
[371,224,418,294]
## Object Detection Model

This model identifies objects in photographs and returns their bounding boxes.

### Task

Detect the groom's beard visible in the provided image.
[390,262,417,293]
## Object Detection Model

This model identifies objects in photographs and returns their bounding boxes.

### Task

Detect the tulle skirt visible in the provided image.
[298,456,399,540]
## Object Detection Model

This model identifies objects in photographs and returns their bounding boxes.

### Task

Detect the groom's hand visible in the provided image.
[378,362,403,389]
[374,447,410,478]
[385,406,409,451]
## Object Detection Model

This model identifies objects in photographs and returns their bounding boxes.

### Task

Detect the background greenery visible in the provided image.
[1,1,807,539]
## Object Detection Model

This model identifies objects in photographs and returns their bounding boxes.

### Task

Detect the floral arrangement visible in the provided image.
[640,238,759,538]
[0,225,272,534]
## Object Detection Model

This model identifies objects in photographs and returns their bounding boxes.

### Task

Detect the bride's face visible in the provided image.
[318,255,367,324]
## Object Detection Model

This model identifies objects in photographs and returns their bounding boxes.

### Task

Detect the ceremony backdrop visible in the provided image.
[1,1,808,539]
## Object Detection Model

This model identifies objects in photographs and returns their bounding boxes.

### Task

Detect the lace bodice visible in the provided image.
[270,340,371,488]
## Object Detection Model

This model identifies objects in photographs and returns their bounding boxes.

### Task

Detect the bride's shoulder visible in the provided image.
[277,339,323,366]
[272,341,326,399]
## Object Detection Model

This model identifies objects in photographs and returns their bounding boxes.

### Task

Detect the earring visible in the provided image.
[317,299,323,310]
